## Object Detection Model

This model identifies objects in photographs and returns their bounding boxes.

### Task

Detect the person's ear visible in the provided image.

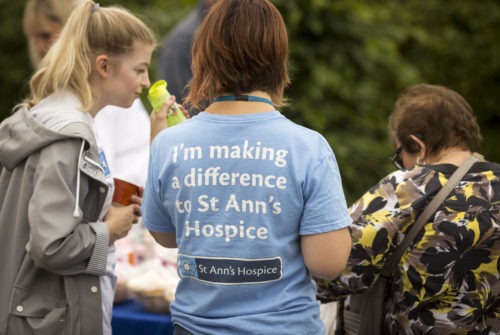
[409,134,426,159]
[95,54,110,78]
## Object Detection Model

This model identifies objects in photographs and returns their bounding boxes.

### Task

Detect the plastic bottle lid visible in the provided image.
[147,80,167,101]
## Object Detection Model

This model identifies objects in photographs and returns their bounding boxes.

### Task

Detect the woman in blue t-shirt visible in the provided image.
[142,1,352,334]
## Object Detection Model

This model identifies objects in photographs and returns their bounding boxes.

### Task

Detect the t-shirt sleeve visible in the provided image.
[299,145,351,235]
[142,142,175,233]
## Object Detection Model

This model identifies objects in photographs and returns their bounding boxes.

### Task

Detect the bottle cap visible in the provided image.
[147,80,186,127]
[147,80,169,112]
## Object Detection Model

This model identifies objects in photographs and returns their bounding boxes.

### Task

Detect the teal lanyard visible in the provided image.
[213,95,273,106]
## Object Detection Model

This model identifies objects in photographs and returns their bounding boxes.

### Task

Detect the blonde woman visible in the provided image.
[23,0,152,187]
[0,1,160,334]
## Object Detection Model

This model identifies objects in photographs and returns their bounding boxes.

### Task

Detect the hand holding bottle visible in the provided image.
[147,80,186,127]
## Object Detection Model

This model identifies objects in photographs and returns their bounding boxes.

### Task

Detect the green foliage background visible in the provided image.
[1,0,498,204]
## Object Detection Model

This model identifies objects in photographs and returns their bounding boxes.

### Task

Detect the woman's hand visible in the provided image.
[104,188,143,245]
[104,204,140,244]
[130,186,144,206]
[150,96,190,143]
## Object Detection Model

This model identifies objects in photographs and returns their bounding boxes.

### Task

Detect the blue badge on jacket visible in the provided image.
[98,149,111,177]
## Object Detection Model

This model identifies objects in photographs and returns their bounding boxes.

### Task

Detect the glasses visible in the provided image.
[390,146,404,170]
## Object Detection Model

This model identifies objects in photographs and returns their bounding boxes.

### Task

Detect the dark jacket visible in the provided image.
[158,0,210,111]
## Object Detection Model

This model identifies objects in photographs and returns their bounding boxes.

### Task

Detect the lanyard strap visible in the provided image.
[213,95,273,106]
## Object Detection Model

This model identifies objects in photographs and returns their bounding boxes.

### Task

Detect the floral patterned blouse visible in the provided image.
[317,162,500,335]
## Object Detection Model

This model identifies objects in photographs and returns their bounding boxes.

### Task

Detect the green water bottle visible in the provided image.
[147,80,186,127]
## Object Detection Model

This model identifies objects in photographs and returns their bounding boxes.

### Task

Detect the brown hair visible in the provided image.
[186,0,290,110]
[389,84,482,156]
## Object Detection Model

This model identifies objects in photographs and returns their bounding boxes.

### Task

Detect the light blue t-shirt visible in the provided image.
[142,111,351,335]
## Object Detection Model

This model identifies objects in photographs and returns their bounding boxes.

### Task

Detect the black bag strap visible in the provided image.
[380,152,483,277]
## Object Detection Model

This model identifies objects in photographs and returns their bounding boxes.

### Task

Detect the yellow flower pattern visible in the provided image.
[317,162,500,334]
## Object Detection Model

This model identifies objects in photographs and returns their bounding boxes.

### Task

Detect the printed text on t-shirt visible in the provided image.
[171,140,289,242]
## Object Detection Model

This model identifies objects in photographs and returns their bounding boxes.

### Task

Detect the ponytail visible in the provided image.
[26,0,155,111]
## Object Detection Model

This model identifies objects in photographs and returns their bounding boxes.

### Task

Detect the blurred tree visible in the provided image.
[1,0,498,203]
[398,0,500,175]
[274,0,423,201]
[272,0,500,202]
[0,0,32,118]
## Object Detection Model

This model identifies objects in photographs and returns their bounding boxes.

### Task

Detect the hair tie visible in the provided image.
[91,3,100,13]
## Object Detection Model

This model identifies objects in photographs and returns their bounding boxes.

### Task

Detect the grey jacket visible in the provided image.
[0,92,110,335]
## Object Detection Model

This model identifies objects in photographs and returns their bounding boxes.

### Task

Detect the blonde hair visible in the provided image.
[25,0,156,111]
[23,0,81,67]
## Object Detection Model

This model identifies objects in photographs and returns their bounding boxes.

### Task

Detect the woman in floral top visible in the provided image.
[317,84,500,334]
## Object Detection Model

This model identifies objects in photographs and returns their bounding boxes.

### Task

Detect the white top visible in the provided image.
[94,99,151,187]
